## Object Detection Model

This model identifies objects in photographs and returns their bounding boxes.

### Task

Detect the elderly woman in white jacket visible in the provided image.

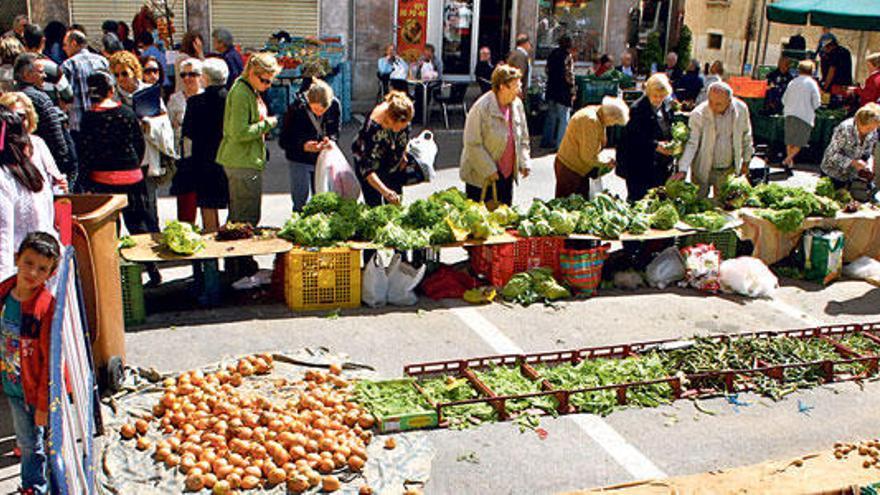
[678,81,754,200]
[459,64,531,206]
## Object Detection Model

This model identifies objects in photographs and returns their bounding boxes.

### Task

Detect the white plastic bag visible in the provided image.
[843,256,880,286]
[645,247,686,289]
[361,253,388,308]
[315,142,362,200]
[386,254,427,306]
[406,131,438,182]
[720,257,778,298]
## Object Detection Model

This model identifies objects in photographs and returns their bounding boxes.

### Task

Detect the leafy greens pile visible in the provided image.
[501,268,571,306]
[161,221,205,255]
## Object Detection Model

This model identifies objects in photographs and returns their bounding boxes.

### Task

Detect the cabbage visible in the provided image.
[162,221,205,255]
[650,203,680,230]
[548,210,578,235]
[682,211,728,232]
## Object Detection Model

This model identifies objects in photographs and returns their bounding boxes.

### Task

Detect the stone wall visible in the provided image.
[26,0,69,26]
[352,0,395,103]
[186,0,210,39]
[605,0,639,60]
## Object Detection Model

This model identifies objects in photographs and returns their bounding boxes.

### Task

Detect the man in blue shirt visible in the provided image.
[136,31,169,88]
[212,28,244,89]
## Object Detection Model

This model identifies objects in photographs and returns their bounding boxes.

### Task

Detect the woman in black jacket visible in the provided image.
[181,58,230,232]
[280,79,340,211]
[618,73,676,202]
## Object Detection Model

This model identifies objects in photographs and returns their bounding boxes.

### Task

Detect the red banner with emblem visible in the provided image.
[397,0,428,63]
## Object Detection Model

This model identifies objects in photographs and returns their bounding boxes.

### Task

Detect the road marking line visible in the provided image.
[449,306,667,480]
[766,297,825,326]
[569,415,668,480]
[450,307,523,354]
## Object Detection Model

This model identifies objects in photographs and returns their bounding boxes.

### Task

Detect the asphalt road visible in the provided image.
[2,132,879,494]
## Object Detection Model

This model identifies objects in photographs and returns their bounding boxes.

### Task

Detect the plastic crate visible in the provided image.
[468,234,564,286]
[577,78,619,106]
[120,262,145,327]
[729,76,768,98]
[676,230,739,260]
[284,248,361,311]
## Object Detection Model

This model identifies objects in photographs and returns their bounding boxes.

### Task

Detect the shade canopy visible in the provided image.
[766,0,880,32]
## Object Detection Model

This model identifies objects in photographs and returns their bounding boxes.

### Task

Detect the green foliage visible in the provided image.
[501,268,570,306]
[161,221,205,255]
[682,211,728,232]
[650,202,680,230]
[643,31,664,72]
[755,207,805,233]
[675,25,693,71]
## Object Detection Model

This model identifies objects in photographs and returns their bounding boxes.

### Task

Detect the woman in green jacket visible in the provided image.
[216,52,280,226]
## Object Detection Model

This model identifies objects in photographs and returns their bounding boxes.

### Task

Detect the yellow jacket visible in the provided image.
[556,106,607,177]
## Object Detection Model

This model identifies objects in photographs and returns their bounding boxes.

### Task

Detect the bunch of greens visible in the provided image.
[358,204,404,241]
[418,376,497,429]
[501,268,571,306]
[576,193,649,239]
[719,175,754,210]
[373,222,431,250]
[474,365,558,415]
[518,200,578,237]
[641,180,712,218]
[666,121,689,157]
[682,211,728,232]
[649,202,680,230]
[279,213,336,246]
[754,208,805,233]
[161,221,205,255]
[749,183,840,218]
[352,379,433,417]
[536,354,673,416]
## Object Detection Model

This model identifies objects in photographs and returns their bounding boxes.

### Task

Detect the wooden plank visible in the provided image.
[120,233,294,262]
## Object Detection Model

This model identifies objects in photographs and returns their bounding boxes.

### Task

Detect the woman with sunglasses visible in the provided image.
[168,58,204,223]
[216,52,280,279]
[351,90,414,206]
[140,56,164,89]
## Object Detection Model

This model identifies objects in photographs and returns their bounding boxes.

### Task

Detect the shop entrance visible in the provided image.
[440,0,514,79]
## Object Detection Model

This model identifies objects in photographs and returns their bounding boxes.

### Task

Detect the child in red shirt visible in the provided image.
[0,232,60,495]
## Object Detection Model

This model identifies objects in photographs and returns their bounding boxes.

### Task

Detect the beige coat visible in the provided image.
[459,91,531,188]
[678,97,754,188]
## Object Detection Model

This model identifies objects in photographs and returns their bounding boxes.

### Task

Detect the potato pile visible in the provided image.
[834,440,880,468]
[118,354,376,493]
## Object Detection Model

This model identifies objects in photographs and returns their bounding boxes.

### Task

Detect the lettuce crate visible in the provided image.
[468,234,564,286]
[365,379,439,433]
[284,248,361,311]
[120,262,145,327]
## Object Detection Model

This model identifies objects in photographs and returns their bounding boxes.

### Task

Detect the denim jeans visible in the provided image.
[288,161,315,212]
[8,396,48,494]
[541,101,571,149]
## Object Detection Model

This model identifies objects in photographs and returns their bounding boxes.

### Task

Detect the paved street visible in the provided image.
[2,125,880,494]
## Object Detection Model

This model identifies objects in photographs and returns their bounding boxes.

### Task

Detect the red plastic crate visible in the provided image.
[468,234,564,286]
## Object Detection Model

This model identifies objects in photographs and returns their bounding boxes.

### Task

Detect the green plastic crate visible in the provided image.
[677,230,739,260]
[120,262,145,327]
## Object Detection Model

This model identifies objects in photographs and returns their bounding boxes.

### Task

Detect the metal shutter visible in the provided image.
[211,0,319,51]
[69,0,186,45]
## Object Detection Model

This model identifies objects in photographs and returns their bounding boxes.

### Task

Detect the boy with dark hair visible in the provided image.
[0,231,61,495]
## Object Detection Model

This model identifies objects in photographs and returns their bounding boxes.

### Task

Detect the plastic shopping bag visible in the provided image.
[645,247,686,289]
[680,244,722,293]
[361,253,388,308]
[719,257,778,298]
[843,256,880,287]
[802,229,844,285]
[386,253,427,306]
[315,142,362,200]
[407,130,438,182]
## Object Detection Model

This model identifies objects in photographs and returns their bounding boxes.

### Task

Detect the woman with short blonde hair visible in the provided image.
[352,91,414,206]
[619,74,674,201]
[460,64,531,205]
[0,92,39,134]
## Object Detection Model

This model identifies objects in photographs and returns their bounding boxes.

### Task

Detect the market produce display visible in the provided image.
[635,180,730,231]
[536,355,673,415]
[278,190,514,249]
[161,221,206,255]
[500,268,571,306]
[417,377,496,429]
[474,365,557,416]
[117,354,375,493]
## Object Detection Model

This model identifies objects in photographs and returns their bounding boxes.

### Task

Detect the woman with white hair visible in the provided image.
[169,58,204,223]
[554,96,629,198]
[820,103,880,193]
[182,58,230,232]
[617,74,675,201]
[460,64,531,206]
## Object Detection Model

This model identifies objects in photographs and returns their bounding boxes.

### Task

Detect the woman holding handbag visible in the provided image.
[460,64,531,206]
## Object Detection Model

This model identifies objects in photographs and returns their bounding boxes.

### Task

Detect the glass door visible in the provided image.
[441,0,477,77]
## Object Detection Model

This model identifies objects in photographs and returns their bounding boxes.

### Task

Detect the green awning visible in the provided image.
[766,0,880,32]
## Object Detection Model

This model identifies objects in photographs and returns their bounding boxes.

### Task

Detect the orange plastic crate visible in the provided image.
[729,77,768,98]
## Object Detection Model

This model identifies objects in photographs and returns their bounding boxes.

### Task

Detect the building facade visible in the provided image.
[685,0,879,81]
[17,0,650,104]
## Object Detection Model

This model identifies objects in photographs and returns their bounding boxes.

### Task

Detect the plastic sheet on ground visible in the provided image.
[97,348,435,495]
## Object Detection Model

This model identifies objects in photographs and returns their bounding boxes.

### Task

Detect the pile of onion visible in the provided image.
[118,354,375,493]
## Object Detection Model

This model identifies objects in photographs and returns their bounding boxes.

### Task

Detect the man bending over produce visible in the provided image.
[678,82,754,201]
